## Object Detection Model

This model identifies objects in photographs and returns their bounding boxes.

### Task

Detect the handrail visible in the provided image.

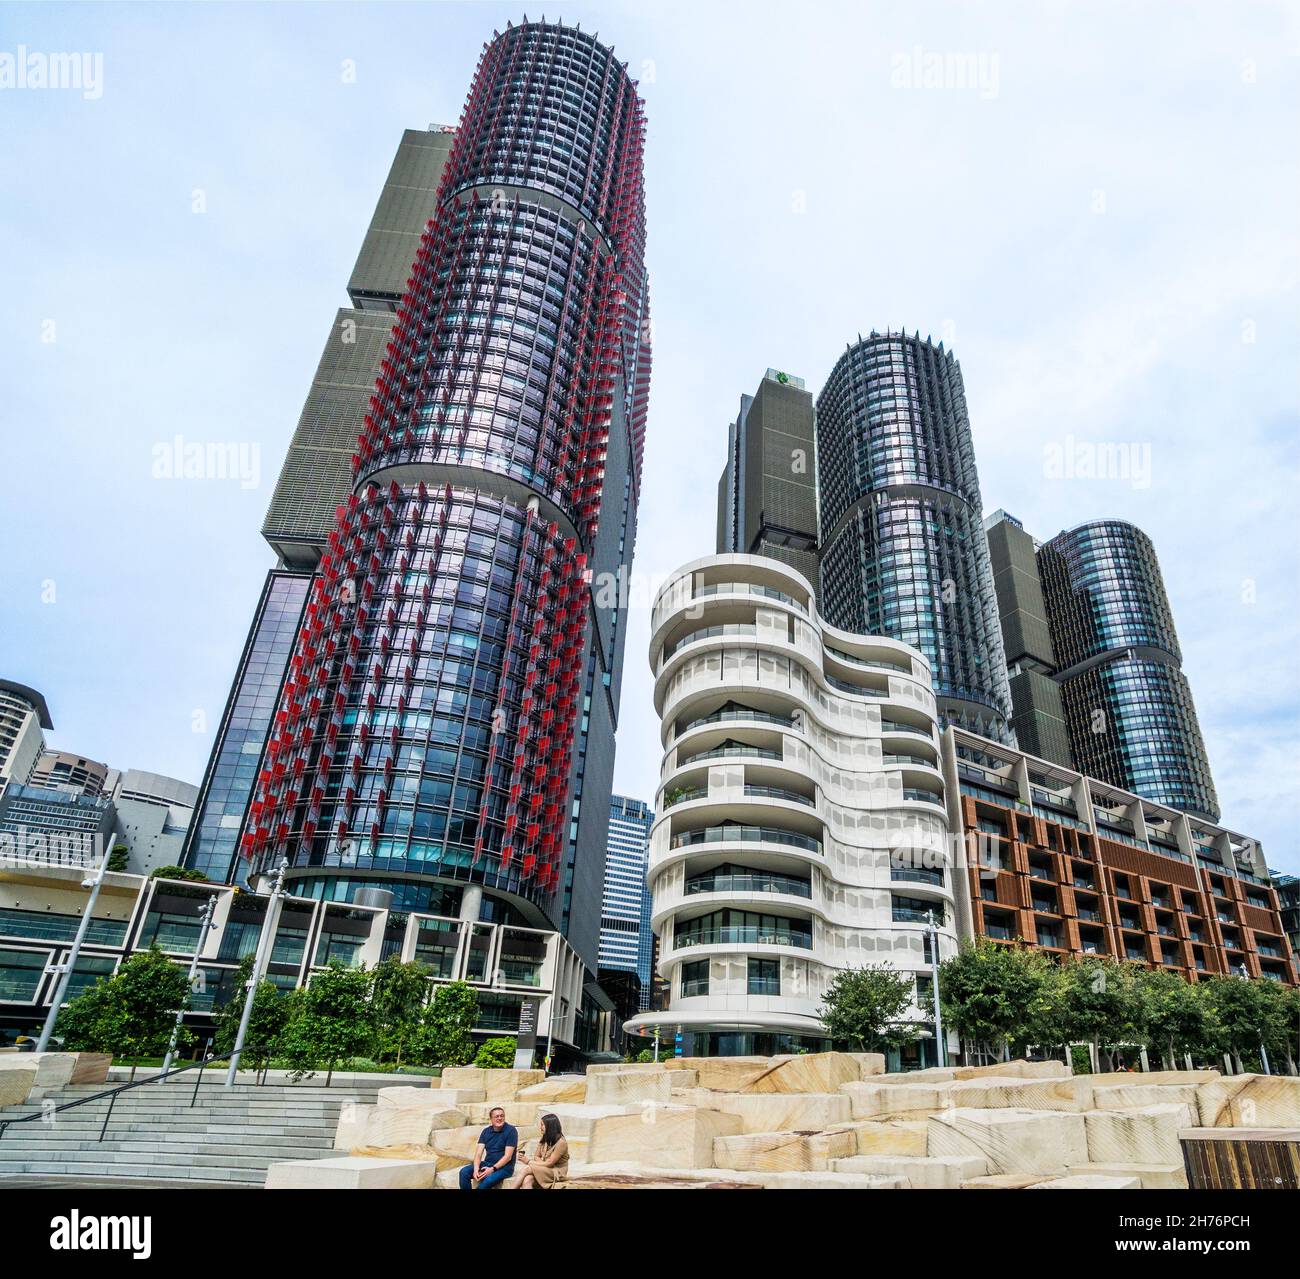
[0,1042,233,1144]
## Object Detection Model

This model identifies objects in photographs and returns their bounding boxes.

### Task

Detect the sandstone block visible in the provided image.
[266,1155,440,1189]
[741,1052,861,1095]
[949,1076,1093,1112]
[1085,1104,1197,1165]
[678,1088,850,1134]
[831,1153,989,1188]
[462,1100,543,1129]
[664,1056,769,1090]
[1196,1075,1300,1129]
[848,1053,886,1077]
[378,1085,466,1109]
[713,1128,856,1172]
[927,1107,1087,1175]
[1066,1161,1188,1189]
[0,1066,36,1106]
[586,1104,742,1169]
[841,1080,953,1119]
[431,1125,485,1161]
[952,1059,1071,1081]
[1089,1083,1199,1113]
[833,1120,928,1156]
[360,1104,467,1148]
[0,1052,77,1098]
[961,1173,1052,1189]
[516,1076,588,1104]
[429,1087,486,1105]
[1029,1173,1140,1189]
[67,1053,112,1085]
[584,1069,672,1107]
[439,1067,544,1102]
[1082,1069,1218,1089]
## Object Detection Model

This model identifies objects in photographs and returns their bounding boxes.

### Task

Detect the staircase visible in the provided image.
[0,1078,380,1186]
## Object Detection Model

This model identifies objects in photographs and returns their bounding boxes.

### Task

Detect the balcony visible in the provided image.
[681,705,792,734]
[686,870,812,899]
[663,622,757,660]
[670,824,823,856]
[693,581,807,612]
[825,645,909,674]
[685,743,781,766]
[663,786,707,809]
[902,788,943,805]
[744,784,814,807]
[890,866,945,887]
[883,753,936,768]
[1077,908,1102,923]
[675,926,813,951]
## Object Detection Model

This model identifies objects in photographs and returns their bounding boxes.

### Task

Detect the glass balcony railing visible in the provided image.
[902,788,943,805]
[664,623,757,659]
[680,706,792,734]
[675,926,813,950]
[693,582,807,613]
[744,785,814,806]
[684,744,781,765]
[670,825,822,855]
[824,645,909,674]
[883,753,936,768]
[686,872,812,899]
[890,867,945,887]
[663,787,707,808]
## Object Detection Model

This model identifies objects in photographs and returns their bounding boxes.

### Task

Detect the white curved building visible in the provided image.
[626,554,958,1061]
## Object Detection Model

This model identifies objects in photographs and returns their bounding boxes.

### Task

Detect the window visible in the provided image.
[680,960,709,998]
[747,958,780,996]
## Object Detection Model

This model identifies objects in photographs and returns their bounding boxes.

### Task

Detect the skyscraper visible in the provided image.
[184,129,454,886]
[984,510,1073,765]
[598,794,654,1009]
[716,368,819,588]
[1037,519,1219,822]
[237,21,651,977]
[0,681,51,800]
[816,331,1013,743]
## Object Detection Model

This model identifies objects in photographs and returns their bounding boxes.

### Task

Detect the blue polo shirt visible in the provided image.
[479,1122,519,1167]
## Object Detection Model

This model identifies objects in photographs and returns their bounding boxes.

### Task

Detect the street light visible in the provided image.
[225,858,290,1086]
[35,840,112,1053]
[926,910,947,1068]
[161,892,220,1077]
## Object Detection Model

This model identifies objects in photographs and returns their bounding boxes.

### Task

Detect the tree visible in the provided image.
[1057,957,1143,1071]
[939,939,1048,1062]
[819,964,918,1053]
[1134,967,1214,1067]
[369,957,431,1067]
[411,981,478,1068]
[53,946,193,1079]
[105,844,130,873]
[474,1037,518,1068]
[149,865,210,883]
[1200,974,1293,1073]
[278,962,374,1085]
[212,956,290,1082]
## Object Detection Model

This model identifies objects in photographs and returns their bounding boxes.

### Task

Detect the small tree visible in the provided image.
[369,957,431,1068]
[411,981,478,1068]
[939,938,1047,1062]
[1201,974,1293,1073]
[212,956,290,1082]
[150,865,210,883]
[1135,967,1214,1068]
[474,1037,518,1068]
[1058,957,1143,1071]
[278,962,374,1085]
[53,946,193,1079]
[105,844,130,873]
[820,964,918,1053]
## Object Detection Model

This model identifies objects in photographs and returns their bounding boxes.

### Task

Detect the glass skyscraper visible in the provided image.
[238,21,651,973]
[598,794,654,1009]
[1038,519,1219,822]
[816,331,1013,743]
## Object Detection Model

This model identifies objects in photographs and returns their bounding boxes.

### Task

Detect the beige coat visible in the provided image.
[512,1136,569,1189]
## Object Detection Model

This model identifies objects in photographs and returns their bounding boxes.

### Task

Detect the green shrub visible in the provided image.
[474,1037,517,1068]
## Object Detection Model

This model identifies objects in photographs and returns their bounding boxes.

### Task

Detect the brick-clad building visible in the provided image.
[941,727,1294,984]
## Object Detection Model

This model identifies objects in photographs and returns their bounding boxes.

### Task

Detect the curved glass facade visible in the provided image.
[241,22,650,935]
[1039,520,1219,822]
[816,332,1013,742]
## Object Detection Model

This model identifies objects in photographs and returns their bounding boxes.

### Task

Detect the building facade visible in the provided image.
[0,681,50,800]
[236,21,651,986]
[1037,520,1219,822]
[0,857,599,1058]
[29,750,110,798]
[943,726,1293,983]
[109,770,199,877]
[598,794,654,1009]
[716,368,819,588]
[816,332,1014,744]
[627,554,958,1061]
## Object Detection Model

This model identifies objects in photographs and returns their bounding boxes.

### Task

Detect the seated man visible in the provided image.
[458,1107,518,1191]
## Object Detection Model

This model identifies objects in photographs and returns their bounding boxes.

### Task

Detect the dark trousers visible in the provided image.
[459,1162,514,1190]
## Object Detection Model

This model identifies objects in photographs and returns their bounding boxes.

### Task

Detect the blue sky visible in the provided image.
[2,2,1297,871]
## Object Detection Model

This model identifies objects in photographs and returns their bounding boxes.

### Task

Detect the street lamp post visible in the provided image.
[161,893,219,1077]
[225,858,289,1087]
[926,911,946,1068]
[35,840,112,1053]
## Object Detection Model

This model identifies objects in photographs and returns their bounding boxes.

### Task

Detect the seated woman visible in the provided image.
[510,1112,569,1189]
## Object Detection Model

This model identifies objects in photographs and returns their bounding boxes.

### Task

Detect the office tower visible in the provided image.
[984,510,1073,765]
[943,727,1293,983]
[816,332,1014,744]
[239,21,651,979]
[628,554,956,1062]
[716,369,819,587]
[0,681,50,800]
[184,130,456,884]
[1038,520,1219,822]
[0,784,115,862]
[29,750,110,798]
[599,794,654,1009]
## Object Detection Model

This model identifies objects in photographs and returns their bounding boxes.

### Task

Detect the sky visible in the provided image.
[2,1,1297,872]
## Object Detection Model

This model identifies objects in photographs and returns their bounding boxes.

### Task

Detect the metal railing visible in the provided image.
[0,1043,234,1145]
